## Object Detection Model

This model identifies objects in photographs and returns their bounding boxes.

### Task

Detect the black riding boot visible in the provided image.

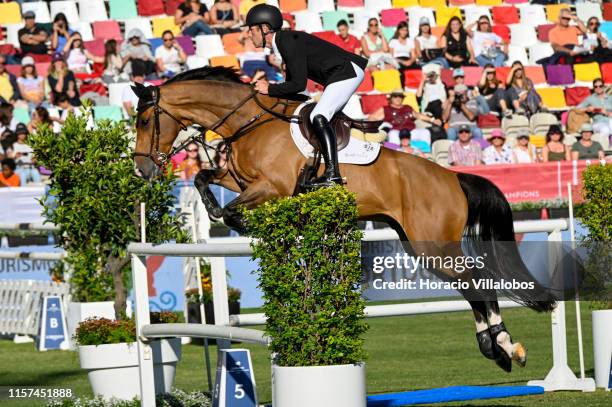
[306,114,342,188]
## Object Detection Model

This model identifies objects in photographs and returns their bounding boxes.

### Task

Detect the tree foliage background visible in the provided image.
[30,111,186,317]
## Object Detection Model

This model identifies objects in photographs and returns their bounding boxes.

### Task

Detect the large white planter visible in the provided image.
[592,309,612,388]
[272,363,366,407]
[79,338,181,400]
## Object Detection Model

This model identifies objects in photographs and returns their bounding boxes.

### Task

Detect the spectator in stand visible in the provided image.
[239,32,279,81]
[51,13,72,55]
[512,128,538,163]
[239,0,266,21]
[17,56,46,110]
[176,0,214,37]
[0,56,21,104]
[102,40,127,84]
[18,11,49,58]
[541,9,587,65]
[50,93,77,130]
[572,123,605,160]
[47,54,80,106]
[478,64,510,117]
[416,66,446,120]
[210,0,241,35]
[121,29,156,78]
[448,124,483,166]
[27,106,53,134]
[11,124,40,185]
[415,17,443,66]
[122,63,146,118]
[506,61,544,116]
[176,142,203,181]
[368,90,440,145]
[576,78,612,139]
[360,18,398,71]
[389,22,417,86]
[583,17,612,63]
[334,20,361,55]
[443,84,482,140]
[483,129,513,165]
[452,68,488,115]
[64,32,103,74]
[467,15,507,68]
[440,17,476,69]
[542,125,570,162]
[1,129,15,159]
[155,31,187,79]
[0,158,20,187]
[0,101,19,134]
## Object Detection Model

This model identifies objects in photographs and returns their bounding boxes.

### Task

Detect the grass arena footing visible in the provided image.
[365,385,545,406]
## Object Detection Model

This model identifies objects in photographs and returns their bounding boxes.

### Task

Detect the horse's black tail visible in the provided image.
[457,172,556,312]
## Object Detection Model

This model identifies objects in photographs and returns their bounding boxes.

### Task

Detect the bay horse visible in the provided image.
[132,66,555,372]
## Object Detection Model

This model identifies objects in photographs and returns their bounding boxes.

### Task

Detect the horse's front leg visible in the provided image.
[194,170,224,221]
[221,180,281,234]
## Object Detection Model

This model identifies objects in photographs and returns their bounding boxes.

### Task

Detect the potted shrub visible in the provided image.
[76,312,182,400]
[578,164,612,388]
[245,186,368,407]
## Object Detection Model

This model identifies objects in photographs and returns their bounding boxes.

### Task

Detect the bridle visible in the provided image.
[134,84,297,188]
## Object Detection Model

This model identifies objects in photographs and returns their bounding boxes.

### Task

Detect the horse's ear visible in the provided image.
[131,83,146,98]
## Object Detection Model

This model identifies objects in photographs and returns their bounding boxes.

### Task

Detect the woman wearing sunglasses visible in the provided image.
[583,17,612,63]
[577,78,612,140]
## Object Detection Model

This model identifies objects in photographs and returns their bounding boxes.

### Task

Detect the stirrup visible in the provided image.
[304,174,343,189]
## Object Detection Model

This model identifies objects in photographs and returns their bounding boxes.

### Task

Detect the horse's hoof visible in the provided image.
[512,342,527,368]
[493,343,512,373]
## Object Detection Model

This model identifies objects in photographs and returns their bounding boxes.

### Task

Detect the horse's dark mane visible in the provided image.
[164,66,244,86]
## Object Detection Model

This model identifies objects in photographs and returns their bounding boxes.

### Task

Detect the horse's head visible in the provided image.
[132,83,185,180]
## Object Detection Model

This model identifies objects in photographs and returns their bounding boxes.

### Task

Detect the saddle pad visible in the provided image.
[290,103,381,165]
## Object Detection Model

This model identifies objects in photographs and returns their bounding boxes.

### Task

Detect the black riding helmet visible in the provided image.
[244,4,283,31]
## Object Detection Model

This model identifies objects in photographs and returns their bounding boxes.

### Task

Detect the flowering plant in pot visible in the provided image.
[75,312,182,401]
[245,186,368,407]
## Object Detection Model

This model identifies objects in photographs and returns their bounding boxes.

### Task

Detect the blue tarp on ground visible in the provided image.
[366,385,545,406]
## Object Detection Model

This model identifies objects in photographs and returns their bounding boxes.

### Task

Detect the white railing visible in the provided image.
[0,279,70,336]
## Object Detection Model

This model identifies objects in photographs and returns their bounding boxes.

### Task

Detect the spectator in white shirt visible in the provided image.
[155,30,187,78]
[389,21,417,86]
[512,128,538,163]
[483,128,513,165]
[122,64,147,118]
[11,124,40,185]
[467,15,507,67]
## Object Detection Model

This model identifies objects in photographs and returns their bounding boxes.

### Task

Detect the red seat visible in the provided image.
[313,31,337,45]
[138,0,164,16]
[357,70,373,93]
[35,62,50,77]
[492,7,519,25]
[463,66,483,87]
[564,86,591,106]
[5,64,21,77]
[492,25,510,43]
[440,69,454,88]
[495,66,511,83]
[0,44,16,56]
[404,70,422,89]
[604,3,612,22]
[165,0,182,16]
[360,94,387,115]
[337,0,364,7]
[93,21,123,42]
[537,24,555,42]
[381,9,407,28]
[602,62,612,84]
[84,39,107,57]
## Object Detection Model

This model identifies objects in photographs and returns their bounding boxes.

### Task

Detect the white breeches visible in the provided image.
[310,61,365,123]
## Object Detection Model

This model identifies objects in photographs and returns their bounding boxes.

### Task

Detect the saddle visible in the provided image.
[298,103,383,152]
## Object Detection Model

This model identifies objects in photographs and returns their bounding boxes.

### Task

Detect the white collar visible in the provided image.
[271,32,281,60]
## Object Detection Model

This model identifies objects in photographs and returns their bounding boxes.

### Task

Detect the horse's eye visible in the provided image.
[140,118,149,127]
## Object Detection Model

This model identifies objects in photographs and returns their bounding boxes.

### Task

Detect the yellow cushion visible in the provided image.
[0,3,21,25]
[152,17,181,37]
[529,134,546,148]
[392,0,419,7]
[545,4,568,23]
[536,87,567,109]
[574,62,602,82]
[419,0,446,7]
[209,55,240,70]
[475,0,502,6]
[436,7,462,27]
[402,92,420,113]
[372,70,402,93]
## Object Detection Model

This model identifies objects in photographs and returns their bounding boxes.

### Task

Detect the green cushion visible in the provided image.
[382,27,395,42]
[321,11,350,32]
[94,106,123,122]
[109,0,137,20]
[13,108,30,125]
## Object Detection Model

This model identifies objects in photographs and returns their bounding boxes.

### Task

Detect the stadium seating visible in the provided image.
[50,1,80,24]
[79,0,109,23]
[21,2,51,24]
[110,0,138,20]
[0,2,21,25]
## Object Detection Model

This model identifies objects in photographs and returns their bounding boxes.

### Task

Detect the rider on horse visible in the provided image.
[244,4,368,188]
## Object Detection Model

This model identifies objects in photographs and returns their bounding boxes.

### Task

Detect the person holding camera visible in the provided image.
[155,30,187,79]
[51,13,72,55]
[443,84,483,140]
[416,66,446,121]
[576,78,612,139]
